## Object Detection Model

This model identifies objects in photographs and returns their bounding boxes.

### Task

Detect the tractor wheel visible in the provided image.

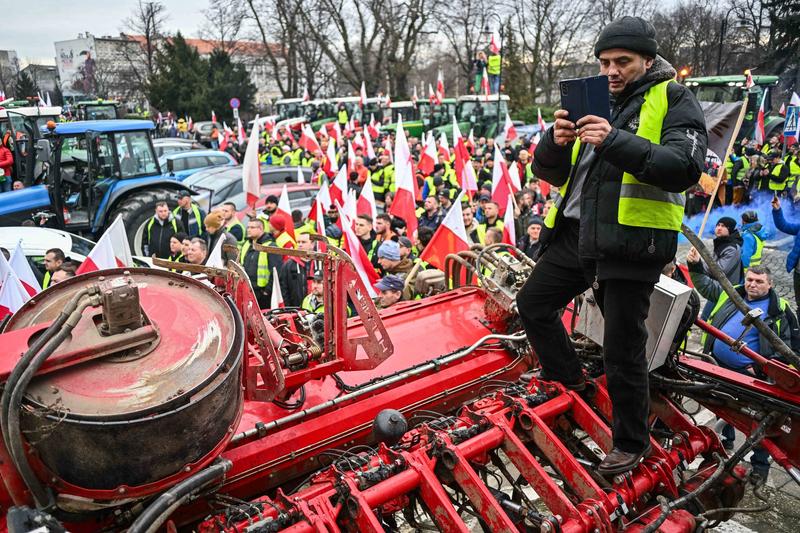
[107,188,180,255]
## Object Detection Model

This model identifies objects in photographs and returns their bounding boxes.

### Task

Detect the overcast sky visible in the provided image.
[1,0,206,65]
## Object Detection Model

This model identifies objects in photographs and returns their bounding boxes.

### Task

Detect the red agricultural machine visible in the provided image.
[0,240,799,532]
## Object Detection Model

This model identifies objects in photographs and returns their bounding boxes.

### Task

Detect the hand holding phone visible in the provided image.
[559,76,611,123]
[553,109,577,147]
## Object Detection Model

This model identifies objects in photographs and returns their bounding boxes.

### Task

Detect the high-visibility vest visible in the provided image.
[147,217,178,239]
[239,240,270,287]
[226,218,246,245]
[270,146,284,165]
[289,148,303,166]
[172,203,203,235]
[545,80,684,232]
[702,288,788,346]
[43,271,52,289]
[338,109,348,125]
[787,156,800,190]
[746,231,764,266]
[302,294,324,314]
[475,219,504,245]
[276,232,296,249]
[371,164,395,197]
[768,163,787,191]
[487,54,501,75]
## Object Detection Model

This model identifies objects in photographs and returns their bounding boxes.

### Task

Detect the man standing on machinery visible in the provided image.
[516,17,707,474]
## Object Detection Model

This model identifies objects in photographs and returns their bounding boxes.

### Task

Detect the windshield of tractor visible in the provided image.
[7,114,55,140]
[277,102,303,120]
[692,85,743,104]
[114,131,159,178]
[82,105,118,120]
[391,107,416,123]
[458,100,508,121]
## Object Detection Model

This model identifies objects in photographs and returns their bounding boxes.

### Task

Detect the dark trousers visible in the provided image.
[516,220,655,453]
[793,270,800,316]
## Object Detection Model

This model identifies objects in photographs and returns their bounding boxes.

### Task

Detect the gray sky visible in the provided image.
[1,0,206,65]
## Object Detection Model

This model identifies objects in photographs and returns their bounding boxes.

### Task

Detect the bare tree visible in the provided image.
[201,0,246,54]
[435,0,490,93]
[121,0,169,81]
[591,0,656,33]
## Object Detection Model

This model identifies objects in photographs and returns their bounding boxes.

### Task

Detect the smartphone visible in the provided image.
[559,75,611,123]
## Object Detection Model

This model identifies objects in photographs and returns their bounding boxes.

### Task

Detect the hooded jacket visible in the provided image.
[740,221,768,268]
[711,232,743,284]
[532,56,707,282]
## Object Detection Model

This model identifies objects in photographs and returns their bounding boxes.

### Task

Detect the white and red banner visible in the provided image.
[754,89,768,147]
[271,267,285,308]
[502,113,517,143]
[418,132,438,176]
[298,124,321,154]
[76,216,134,274]
[242,114,262,208]
[420,191,470,270]
[388,116,418,238]
[9,242,41,296]
[357,177,378,220]
[359,81,368,108]
[502,194,517,246]
[338,207,379,297]
[276,184,296,240]
[0,270,29,319]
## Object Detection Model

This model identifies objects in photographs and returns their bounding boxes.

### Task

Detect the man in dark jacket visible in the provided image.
[143,202,179,259]
[515,16,707,475]
[687,254,800,482]
[279,232,315,307]
[241,218,280,308]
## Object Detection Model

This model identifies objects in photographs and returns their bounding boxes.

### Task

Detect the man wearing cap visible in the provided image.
[302,271,326,314]
[767,151,790,196]
[172,191,206,238]
[376,240,414,278]
[740,211,767,268]
[375,274,405,309]
[517,16,706,475]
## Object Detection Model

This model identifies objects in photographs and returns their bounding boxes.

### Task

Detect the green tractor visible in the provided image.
[430,94,510,139]
[684,74,782,141]
[382,98,457,138]
[0,100,63,185]
[74,99,123,121]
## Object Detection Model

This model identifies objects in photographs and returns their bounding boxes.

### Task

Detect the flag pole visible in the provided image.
[697,95,750,239]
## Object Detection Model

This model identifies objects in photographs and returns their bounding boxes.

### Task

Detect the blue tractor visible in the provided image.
[0,120,195,254]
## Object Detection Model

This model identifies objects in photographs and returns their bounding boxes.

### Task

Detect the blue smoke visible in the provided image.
[681,192,796,247]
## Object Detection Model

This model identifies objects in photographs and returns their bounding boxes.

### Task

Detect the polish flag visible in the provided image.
[436,70,445,103]
[344,189,358,225]
[347,141,357,175]
[264,117,275,134]
[420,191,470,271]
[303,87,311,102]
[277,183,296,240]
[364,128,377,160]
[237,117,246,143]
[271,267,285,308]
[242,114,262,208]
[779,103,786,116]
[438,132,451,160]
[418,132,438,175]
[428,83,438,105]
[0,271,29,319]
[384,89,392,107]
[338,207,379,297]
[332,121,343,143]
[360,81,368,108]
[188,116,194,132]
[502,113,517,143]
[388,116,418,238]
[205,235,225,268]
[309,180,332,224]
[452,115,463,144]
[296,166,306,184]
[412,86,419,107]
[745,69,754,89]
[754,89,768,147]
[0,249,11,283]
[352,131,366,153]
[481,67,490,101]
[502,194,516,246]
[489,31,501,54]
[367,114,380,139]
[219,130,230,152]
[491,145,514,216]
[330,164,348,206]
[383,138,394,162]
[298,123,321,154]
[223,121,233,134]
[9,242,41,295]
[76,216,134,274]
[467,128,476,153]
[537,108,547,133]
[211,110,217,123]
[508,159,522,191]
[323,140,337,177]
[454,138,478,197]
[357,177,378,220]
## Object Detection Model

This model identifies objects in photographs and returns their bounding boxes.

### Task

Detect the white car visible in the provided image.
[0,227,152,274]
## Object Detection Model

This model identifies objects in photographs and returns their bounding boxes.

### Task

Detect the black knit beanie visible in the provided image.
[594,16,658,58]
[717,216,737,234]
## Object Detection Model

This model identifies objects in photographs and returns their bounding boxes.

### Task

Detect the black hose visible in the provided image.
[128,459,232,533]
[6,293,97,508]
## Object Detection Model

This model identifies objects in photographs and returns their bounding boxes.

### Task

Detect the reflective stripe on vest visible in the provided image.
[240,240,270,287]
[749,233,764,266]
[173,204,203,235]
[276,232,296,249]
[618,80,685,231]
[147,217,178,239]
[769,164,787,191]
[226,219,246,245]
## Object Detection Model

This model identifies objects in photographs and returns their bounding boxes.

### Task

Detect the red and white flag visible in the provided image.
[420,191,470,271]
[501,194,516,246]
[508,159,522,191]
[271,267,285,308]
[277,183,296,240]
[357,177,378,220]
[296,166,306,185]
[383,138,394,162]
[323,140,337,177]
[502,113,517,143]
[76,216,134,274]
[428,83,438,105]
[481,67,490,101]
[347,140,357,175]
[367,114,380,139]
[360,81,368,108]
[298,123,321,154]
[344,189,358,224]
[388,116,418,238]
[779,103,786,116]
[489,31,501,54]
[454,137,478,197]
[0,270,29,319]
[223,121,233,134]
[745,69,754,89]
[219,130,230,152]
[338,207,379,297]
[303,87,310,102]
[452,115,463,144]
[537,108,547,133]
[237,117,246,142]
[188,116,194,131]
[754,89,768,147]
[330,164,348,206]
[332,121,343,143]
[206,234,225,268]
[242,114,262,208]
[491,145,514,216]
[467,128,476,153]
[211,110,217,123]
[364,128,377,160]
[9,242,41,296]
[438,132,451,160]
[418,132,438,175]
[384,89,392,107]
[412,86,419,106]
[436,70,445,103]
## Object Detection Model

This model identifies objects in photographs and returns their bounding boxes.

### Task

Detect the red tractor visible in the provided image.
[0,241,798,532]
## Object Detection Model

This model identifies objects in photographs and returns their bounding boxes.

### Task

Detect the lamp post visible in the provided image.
[483,13,504,129]
[717,14,747,75]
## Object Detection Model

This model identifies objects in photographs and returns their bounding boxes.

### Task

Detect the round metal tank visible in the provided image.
[3,268,244,498]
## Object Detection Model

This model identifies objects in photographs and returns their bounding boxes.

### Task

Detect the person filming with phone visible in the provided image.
[516,16,707,475]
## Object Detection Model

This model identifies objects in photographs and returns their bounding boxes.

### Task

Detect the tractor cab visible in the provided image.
[429,95,509,139]
[274,98,306,121]
[74,99,122,121]
[0,101,63,185]
[684,74,781,140]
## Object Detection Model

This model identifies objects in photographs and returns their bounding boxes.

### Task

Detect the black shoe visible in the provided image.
[598,444,652,476]
[722,439,735,452]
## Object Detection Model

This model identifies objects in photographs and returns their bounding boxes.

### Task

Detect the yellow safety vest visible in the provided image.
[545,80,684,232]
[702,288,788,345]
[302,294,324,314]
[338,109,348,125]
[475,220,505,245]
[276,232,297,249]
[43,271,52,289]
[769,164,787,191]
[487,54,501,75]
[239,240,270,287]
[172,203,203,235]
[226,218,246,246]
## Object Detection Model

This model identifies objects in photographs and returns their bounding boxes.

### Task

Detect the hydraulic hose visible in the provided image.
[5,291,99,509]
[127,459,232,533]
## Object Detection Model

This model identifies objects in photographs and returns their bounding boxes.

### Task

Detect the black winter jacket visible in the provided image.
[532,56,707,282]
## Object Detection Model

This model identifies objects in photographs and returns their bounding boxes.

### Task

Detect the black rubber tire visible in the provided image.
[106,187,180,255]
